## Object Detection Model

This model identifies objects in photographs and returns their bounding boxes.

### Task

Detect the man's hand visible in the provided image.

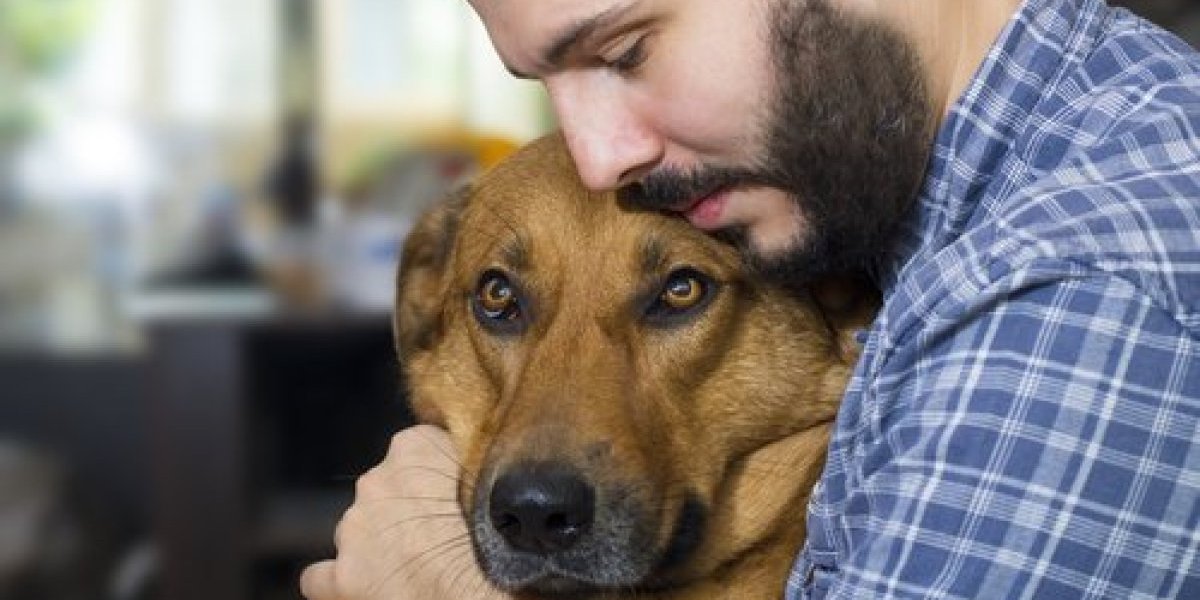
[300,425,509,600]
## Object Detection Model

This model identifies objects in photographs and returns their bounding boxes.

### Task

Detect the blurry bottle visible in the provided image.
[261,113,324,309]
[264,113,319,228]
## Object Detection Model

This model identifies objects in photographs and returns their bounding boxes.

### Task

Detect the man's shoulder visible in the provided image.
[997,7,1200,306]
[1019,7,1200,174]
[891,161,1200,346]
[970,11,1200,325]
[1081,7,1199,85]
[1067,6,1200,101]
[880,6,1200,349]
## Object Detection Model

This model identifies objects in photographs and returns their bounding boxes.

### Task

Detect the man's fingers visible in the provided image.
[298,426,476,600]
[390,425,456,468]
[299,560,339,599]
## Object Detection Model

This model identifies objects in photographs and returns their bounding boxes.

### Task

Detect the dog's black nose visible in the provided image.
[488,462,595,555]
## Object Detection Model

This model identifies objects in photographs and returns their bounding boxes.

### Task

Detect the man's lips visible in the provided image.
[679,186,731,230]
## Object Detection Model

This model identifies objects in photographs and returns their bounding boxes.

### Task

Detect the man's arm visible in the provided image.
[300,425,511,600]
[803,271,1200,599]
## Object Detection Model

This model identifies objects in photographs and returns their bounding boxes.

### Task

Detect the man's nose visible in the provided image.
[549,77,663,191]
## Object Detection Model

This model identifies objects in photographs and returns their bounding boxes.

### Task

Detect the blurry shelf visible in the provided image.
[148,307,407,600]
[130,287,395,328]
[128,287,278,322]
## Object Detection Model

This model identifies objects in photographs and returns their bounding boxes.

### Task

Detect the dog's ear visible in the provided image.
[394,183,471,359]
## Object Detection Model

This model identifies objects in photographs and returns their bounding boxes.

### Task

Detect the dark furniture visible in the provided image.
[148,307,412,600]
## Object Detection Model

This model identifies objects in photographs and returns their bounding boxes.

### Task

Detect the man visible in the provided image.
[303,0,1200,597]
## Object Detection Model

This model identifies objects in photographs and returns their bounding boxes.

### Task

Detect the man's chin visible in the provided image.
[746,233,843,292]
[737,223,812,267]
[749,232,808,263]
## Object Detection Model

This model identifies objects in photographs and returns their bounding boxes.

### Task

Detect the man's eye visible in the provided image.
[607,35,648,73]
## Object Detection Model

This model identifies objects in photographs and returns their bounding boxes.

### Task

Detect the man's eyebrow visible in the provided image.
[507,1,637,79]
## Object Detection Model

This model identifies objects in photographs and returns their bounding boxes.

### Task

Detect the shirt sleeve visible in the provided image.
[815,269,1200,599]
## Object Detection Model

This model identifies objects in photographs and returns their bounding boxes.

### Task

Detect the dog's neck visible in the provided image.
[686,421,834,585]
[723,422,832,550]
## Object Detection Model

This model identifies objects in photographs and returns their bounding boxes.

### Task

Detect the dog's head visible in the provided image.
[395,133,873,596]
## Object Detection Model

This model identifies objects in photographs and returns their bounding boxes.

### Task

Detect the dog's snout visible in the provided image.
[488,462,596,555]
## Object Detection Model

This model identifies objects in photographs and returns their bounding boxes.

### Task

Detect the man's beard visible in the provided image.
[619,0,933,292]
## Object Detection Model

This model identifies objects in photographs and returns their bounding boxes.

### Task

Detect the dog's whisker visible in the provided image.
[385,463,480,501]
[392,464,464,483]
[407,534,476,586]
[358,493,461,505]
[412,424,471,473]
[443,544,490,597]
[368,532,474,596]
[417,531,474,560]
[441,545,472,590]
[378,511,467,535]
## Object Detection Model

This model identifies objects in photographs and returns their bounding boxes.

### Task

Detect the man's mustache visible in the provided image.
[617,165,769,211]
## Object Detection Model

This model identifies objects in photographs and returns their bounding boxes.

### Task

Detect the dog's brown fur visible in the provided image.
[395,134,875,599]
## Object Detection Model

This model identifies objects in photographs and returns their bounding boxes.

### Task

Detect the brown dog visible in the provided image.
[395,134,875,599]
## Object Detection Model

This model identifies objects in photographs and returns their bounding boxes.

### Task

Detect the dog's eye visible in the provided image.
[478,273,519,319]
[474,271,524,332]
[662,275,704,310]
[646,269,714,325]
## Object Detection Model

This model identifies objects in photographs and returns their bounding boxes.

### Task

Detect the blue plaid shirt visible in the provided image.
[788,1,1200,598]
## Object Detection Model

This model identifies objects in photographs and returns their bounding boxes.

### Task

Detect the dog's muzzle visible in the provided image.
[471,460,661,594]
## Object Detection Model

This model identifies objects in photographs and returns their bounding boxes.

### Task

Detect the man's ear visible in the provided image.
[393,184,471,359]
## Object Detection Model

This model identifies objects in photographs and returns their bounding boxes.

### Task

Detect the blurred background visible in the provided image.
[0,1,1195,599]
[0,0,545,599]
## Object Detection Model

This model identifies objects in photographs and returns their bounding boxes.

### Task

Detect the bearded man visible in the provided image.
[303,1,1200,598]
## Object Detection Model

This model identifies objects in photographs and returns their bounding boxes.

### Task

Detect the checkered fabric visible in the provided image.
[788,1,1200,598]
